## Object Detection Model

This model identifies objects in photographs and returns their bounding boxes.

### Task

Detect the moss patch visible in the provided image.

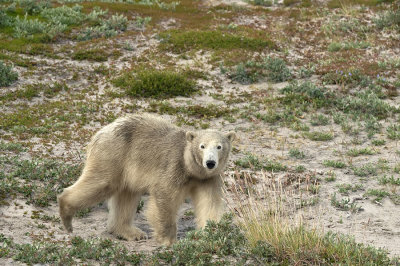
[72,48,121,62]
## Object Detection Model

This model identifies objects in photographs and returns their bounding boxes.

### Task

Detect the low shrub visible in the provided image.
[264,57,292,82]
[0,61,18,87]
[77,14,128,41]
[113,70,197,99]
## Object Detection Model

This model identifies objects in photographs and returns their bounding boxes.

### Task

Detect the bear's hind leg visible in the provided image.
[59,176,115,233]
[107,189,147,241]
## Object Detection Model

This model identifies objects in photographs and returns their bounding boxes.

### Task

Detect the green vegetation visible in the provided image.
[13,14,65,39]
[235,153,287,172]
[331,193,361,213]
[0,82,69,101]
[152,215,246,264]
[0,142,25,153]
[113,70,197,99]
[337,90,394,119]
[328,41,370,52]
[2,214,396,265]
[387,124,400,140]
[77,14,128,41]
[372,139,386,146]
[337,183,363,195]
[280,81,333,109]
[0,100,103,133]
[322,69,364,88]
[352,163,377,177]
[252,0,273,6]
[0,234,143,265]
[224,57,292,84]
[264,57,292,82]
[323,160,346,169]
[225,61,260,85]
[375,8,400,30]
[365,117,381,138]
[159,30,275,53]
[0,156,81,207]
[237,197,395,265]
[148,101,234,120]
[303,131,334,141]
[0,61,18,87]
[364,189,390,202]
[134,16,152,28]
[325,172,337,182]
[346,147,375,157]
[379,175,400,185]
[295,165,306,172]
[1,0,400,263]
[72,48,121,62]
[0,3,128,42]
[327,0,393,8]
[289,148,305,159]
[310,114,330,126]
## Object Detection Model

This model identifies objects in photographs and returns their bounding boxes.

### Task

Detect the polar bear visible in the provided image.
[58,113,235,245]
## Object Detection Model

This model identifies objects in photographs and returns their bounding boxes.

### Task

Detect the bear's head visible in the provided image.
[184,130,236,178]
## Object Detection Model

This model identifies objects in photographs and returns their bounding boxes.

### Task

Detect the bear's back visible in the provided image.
[114,113,182,144]
[116,114,188,188]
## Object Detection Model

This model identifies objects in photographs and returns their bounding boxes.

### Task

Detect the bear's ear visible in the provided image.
[186,131,196,142]
[225,132,236,142]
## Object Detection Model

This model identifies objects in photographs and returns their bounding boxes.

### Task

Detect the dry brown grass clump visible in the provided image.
[225,171,395,265]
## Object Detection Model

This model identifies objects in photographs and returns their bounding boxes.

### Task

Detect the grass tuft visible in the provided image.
[229,173,394,265]
[346,147,375,157]
[323,160,346,168]
[289,148,305,159]
[364,189,390,202]
[303,131,334,141]
[352,163,377,177]
[387,124,400,140]
[235,153,287,172]
[337,183,363,195]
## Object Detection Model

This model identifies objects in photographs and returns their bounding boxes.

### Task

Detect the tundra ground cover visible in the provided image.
[1,0,400,264]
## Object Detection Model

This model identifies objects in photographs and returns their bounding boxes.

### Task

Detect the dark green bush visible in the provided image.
[113,70,197,99]
[0,61,18,87]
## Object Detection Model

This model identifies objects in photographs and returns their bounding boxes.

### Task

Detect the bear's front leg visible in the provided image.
[191,177,224,229]
[107,189,147,241]
[146,193,181,246]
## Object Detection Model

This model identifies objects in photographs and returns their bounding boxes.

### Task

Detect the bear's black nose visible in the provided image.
[206,160,216,169]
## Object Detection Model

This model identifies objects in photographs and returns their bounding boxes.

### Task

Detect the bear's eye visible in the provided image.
[200,144,205,149]
[217,145,222,150]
